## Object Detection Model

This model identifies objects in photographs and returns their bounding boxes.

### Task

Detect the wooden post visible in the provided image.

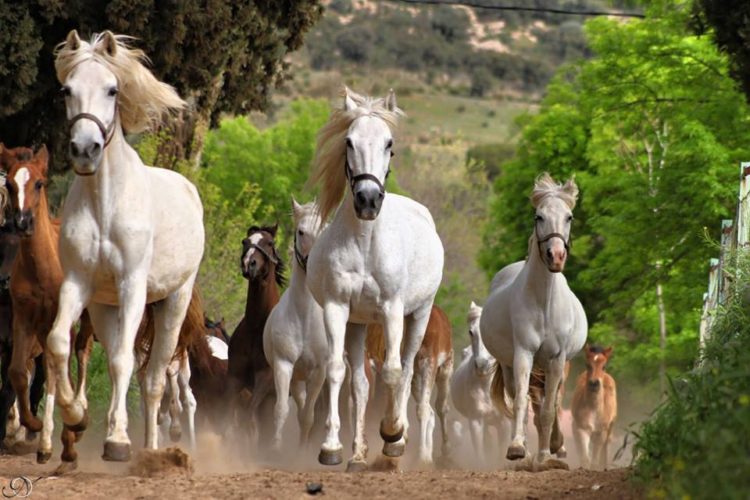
[699,258,720,351]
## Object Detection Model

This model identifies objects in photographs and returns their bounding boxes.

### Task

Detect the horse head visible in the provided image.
[584,344,613,393]
[530,173,579,273]
[467,301,494,377]
[4,145,49,237]
[240,224,285,286]
[292,198,324,271]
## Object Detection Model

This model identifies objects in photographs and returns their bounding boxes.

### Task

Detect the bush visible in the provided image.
[634,265,750,498]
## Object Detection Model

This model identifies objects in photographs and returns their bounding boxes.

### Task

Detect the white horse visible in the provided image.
[306,88,444,470]
[263,199,327,453]
[46,31,204,461]
[481,174,587,469]
[450,301,504,464]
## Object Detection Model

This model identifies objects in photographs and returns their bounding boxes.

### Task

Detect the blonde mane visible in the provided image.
[529,173,578,210]
[54,32,186,134]
[308,88,404,221]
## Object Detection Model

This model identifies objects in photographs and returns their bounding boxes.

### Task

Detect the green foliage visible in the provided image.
[0,0,322,167]
[466,142,517,180]
[480,1,750,398]
[634,276,750,498]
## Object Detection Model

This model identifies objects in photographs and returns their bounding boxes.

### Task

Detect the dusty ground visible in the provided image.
[0,449,638,500]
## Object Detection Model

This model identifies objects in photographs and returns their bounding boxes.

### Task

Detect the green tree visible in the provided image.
[0,1,322,169]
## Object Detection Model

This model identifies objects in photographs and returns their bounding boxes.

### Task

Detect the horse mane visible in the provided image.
[54,32,186,134]
[530,173,579,210]
[308,88,404,221]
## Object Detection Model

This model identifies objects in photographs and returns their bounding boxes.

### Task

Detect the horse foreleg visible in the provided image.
[47,277,91,429]
[29,354,45,424]
[318,303,348,466]
[36,356,56,464]
[536,357,566,467]
[468,418,483,464]
[164,364,182,444]
[9,322,39,433]
[434,355,452,460]
[412,357,435,466]
[142,280,192,451]
[270,358,293,453]
[0,342,16,449]
[507,351,532,460]
[345,325,369,471]
[74,313,94,410]
[177,355,196,450]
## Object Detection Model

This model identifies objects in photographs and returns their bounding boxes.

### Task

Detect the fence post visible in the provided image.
[699,258,721,351]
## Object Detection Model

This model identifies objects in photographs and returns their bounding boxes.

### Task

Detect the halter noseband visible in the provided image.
[535,225,571,262]
[68,101,118,168]
[344,158,389,196]
[293,232,308,272]
[246,240,279,266]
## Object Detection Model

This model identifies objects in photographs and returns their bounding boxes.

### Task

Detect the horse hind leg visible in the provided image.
[412,356,436,466]
[176,355,196,450]
[299,366,326,448]
[142,278,194,451]
[270,358,294,453]
[74,313,95,413]
[8,322,40,433]
[434,354,452,461]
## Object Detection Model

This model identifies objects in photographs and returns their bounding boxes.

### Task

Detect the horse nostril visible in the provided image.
[546,248,553,259]
[377,191,384,200]
[87,142,102,157]
[355,191,367,206]
[70,141,82,157]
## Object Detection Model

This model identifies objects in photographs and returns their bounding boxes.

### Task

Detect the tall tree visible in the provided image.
[0,1,322,170]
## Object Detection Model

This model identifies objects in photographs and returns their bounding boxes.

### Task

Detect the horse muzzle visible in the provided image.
[14,212,34,236]
[69,139,102,176]
[545,247,567,273]
[353,187,384,221]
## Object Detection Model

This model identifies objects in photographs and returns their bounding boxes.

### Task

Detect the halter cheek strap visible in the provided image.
[247,242,279,266]
[293,232,308,272]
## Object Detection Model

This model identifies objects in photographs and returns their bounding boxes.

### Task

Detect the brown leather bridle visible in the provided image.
[535,224,571,263]
[344,158,389,196]
[293,232,308,272]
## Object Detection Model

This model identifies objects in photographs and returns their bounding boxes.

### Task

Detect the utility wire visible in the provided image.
[387,0,645,18]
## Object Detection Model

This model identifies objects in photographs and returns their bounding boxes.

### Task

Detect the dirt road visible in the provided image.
[0,449,637,500]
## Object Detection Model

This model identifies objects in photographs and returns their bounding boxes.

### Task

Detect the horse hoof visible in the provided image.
[379,421,403,443]
[67,409,89,433]
[102,441,132,462]
[556,447,567,459]
[382,440,405,458]
[36,450,52,464]
[506,444,526,461]
[53,459,78,476]
[346,459,368,472]
[318,447,343,466]
[169,427,182,443]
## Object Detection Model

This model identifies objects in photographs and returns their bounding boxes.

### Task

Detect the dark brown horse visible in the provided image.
[4,145,93,470]
[228,224,284,446]
[188,314,229,432]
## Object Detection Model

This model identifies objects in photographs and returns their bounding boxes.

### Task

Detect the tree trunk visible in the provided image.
[656,276,667,397]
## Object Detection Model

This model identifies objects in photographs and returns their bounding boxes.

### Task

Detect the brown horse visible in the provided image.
[0,145,45,451]
[366,304,453,465]
[187,314,229,433]
[4,145,93,470]
[571,345,617,469]
[228,225,284,446]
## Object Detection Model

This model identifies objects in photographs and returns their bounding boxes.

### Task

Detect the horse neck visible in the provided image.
[17,194,59,278]
[289,257,308,295]
[337,192,376,238]
[244,271,279,324]
[79,125,138,210]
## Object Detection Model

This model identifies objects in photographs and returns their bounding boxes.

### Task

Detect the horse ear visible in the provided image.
[35,145,49,172]
[343,86,357,112]
[385,88,397,112]
[292,196,301,212]
[470,300,478,309]
[97,31,118,57]
[268,223,278,237]
[563,178,579,206]
[65,30,81,51]
[604,346,613,358]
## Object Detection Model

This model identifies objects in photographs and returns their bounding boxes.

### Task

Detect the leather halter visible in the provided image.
[344,157,389,196]
[535,225,571,262]
[246,240,279,266]
[293,232,308,272]
[68,101,118,168]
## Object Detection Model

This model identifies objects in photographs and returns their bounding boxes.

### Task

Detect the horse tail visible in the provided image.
[365,323,385,370]
[135,284,205,373]
[490,366,514,418]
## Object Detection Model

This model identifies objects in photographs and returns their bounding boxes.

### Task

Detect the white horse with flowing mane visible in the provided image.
[481,173,586,470]
[306,87,444,471]
[45,30,204,461]
[263,199,327,453]
[451,301,505,465]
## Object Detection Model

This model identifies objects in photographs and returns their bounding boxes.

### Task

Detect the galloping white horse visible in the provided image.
[306,88,444,470]
[263,199,327,453]
[481,174,586,469]
[451,302,504,464]
[46,31,204,461]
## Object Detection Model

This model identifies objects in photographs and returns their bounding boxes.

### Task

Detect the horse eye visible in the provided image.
[60,86,71,97]
[535,215,543,222]
[298,229,304,236]
[346,137,353,149]
[567,215,573,222]
[34,180,43,190]
[386,139,393,150]
[108,87,119,97]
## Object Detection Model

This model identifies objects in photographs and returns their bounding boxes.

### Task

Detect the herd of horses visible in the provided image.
[0,30,619,475]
